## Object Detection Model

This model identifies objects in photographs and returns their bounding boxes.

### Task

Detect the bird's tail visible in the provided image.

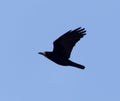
[69,60,85,69]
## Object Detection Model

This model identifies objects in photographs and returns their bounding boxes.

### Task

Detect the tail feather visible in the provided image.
[69,60,85,69]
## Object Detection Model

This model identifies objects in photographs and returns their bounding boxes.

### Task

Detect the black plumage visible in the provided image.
[38,27,86,69]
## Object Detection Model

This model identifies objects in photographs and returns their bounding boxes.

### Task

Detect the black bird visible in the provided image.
[38,27,86,69]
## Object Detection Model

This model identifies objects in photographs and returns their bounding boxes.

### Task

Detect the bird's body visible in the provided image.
[43,52,69,66]
[38,27,86,69]
[40,52,85,69]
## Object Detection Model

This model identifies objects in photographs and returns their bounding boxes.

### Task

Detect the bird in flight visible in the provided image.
[38,27,86,69]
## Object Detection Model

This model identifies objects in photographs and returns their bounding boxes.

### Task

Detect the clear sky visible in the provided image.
[0,0,120,101]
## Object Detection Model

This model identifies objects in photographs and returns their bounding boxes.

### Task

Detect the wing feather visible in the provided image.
[53,27,86,59]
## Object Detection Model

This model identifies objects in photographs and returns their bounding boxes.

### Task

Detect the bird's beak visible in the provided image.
[38,52,46,56]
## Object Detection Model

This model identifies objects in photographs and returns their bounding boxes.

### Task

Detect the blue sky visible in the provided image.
[0,0,120,101]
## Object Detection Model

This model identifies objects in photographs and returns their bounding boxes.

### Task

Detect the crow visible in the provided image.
[38,27,86,69]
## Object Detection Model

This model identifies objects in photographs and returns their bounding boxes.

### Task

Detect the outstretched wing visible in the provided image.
[53,27,86,59]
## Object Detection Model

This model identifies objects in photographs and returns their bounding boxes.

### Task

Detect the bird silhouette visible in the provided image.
[38,27,86,69]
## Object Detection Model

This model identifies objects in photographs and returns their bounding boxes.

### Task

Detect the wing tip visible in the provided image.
[73,27,87,37]
[74,27,86,32]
